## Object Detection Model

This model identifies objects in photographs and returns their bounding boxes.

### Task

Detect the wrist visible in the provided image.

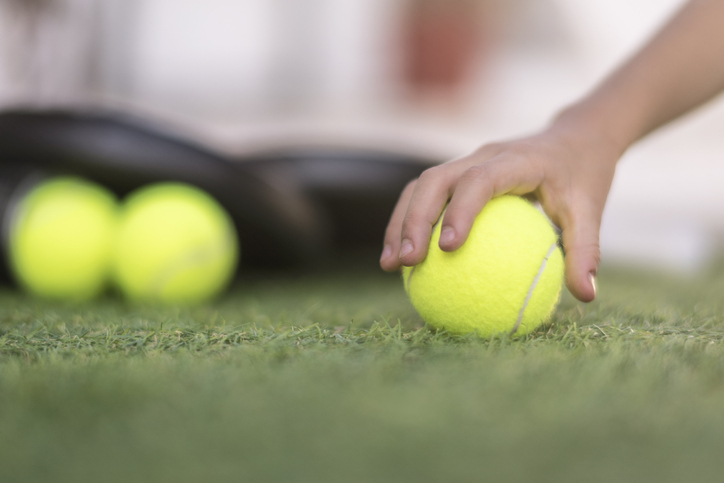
[550,101,637,158]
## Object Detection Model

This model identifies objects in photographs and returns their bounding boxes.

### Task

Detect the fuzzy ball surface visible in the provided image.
[113,183,238,305]
[403,195,564,338]
[9,177,118,301]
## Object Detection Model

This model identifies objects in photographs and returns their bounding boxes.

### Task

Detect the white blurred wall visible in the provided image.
[96,0,398,119]
[0,0,100,104]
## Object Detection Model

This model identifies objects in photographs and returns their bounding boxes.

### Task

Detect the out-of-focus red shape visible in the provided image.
[400,0,491,98]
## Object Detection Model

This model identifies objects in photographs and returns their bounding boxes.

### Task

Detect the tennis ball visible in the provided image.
[113,183,238,304]
[403,195,564,338]
[8,177,118,301]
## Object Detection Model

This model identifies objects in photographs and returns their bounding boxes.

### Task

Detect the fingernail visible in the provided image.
[439,227,456,245]
[589,272,597,297]
[380,245,392,262]
[400,240,414,258]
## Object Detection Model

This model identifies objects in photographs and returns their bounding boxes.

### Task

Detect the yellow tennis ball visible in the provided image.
[113,183,239,304]
[403,195,564,338]
[8,177,118,301]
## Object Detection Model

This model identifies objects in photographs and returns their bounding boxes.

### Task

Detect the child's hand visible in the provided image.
[380,118,621,302]
[381,0,724,302]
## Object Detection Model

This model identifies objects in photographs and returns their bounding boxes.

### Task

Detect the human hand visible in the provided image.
[380,118,622,302]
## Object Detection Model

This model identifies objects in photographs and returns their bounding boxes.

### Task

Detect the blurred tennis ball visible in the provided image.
[8,176,118,301]
[403,195,563,338]
[113,183,239,304]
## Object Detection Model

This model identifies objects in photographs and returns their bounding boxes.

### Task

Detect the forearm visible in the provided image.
[555,0,724,151]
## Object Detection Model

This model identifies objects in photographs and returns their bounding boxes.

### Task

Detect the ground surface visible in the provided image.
[2,264,724,483]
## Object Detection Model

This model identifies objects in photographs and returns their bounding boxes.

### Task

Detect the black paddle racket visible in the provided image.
[0,108,440,272]
[0,109,327,269]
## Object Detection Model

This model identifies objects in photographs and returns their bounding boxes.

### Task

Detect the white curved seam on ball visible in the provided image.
[149,232,236,297]
[512,242,557,335]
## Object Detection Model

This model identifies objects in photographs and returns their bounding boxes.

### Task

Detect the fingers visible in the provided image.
[382,131,606,307]
[398,165,457,266]
[560,207,601,302]
[381,143,541,271]
[439,153,543,251]
[390,146,513,267]
[380,180,416,271]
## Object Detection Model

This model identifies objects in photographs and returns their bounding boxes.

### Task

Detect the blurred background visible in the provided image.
[0,0,721,273]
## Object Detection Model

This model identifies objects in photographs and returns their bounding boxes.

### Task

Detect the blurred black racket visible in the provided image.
[0,108,440,271]
[0,109,327,269]
[237,148,439,254]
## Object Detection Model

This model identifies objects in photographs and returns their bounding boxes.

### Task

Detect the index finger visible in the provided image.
[380,180,417,272]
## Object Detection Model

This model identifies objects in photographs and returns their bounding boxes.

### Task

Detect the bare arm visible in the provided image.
[381,0,724,302]
[566,0,724,148]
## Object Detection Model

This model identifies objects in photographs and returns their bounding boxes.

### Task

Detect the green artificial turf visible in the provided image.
[2,264,724,483]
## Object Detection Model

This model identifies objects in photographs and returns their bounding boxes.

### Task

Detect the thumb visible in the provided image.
[560,210,601,303]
